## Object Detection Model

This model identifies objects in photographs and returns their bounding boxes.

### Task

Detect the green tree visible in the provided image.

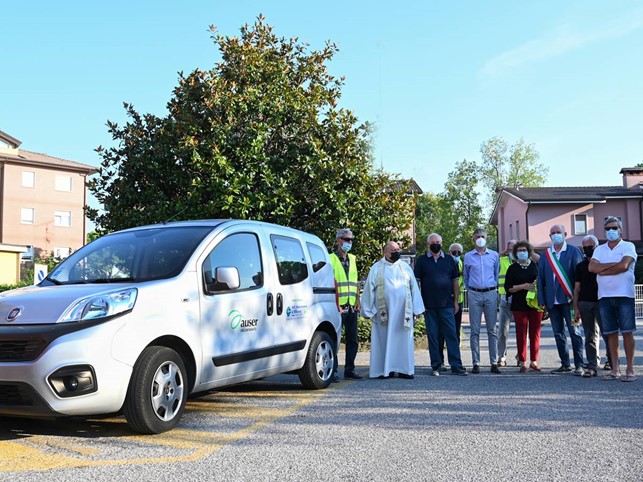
[479,137,548,206]
[88,16,414,268]
[442,159,487,251]
[415,159,486,253]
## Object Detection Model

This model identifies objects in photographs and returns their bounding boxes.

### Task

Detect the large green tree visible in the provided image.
[415,159,486,253]
[478,137,548,206]
[88,16,415,266]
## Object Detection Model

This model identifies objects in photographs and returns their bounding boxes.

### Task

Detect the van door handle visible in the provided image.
[267,293,274,316]
[276,293,283,315]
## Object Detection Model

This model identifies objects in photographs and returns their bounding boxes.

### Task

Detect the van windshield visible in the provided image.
[44,226,213,285]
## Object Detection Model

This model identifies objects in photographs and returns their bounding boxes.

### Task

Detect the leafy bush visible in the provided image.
[340,316,427,351]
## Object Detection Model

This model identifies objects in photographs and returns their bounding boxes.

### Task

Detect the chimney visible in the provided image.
[620,167,643,188]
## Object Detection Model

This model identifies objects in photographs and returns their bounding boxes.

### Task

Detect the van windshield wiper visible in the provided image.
[89,277,136,283]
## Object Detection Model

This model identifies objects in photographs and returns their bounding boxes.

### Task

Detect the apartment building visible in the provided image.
[0,130,97,263]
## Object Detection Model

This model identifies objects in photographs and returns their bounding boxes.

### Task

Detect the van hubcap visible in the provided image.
[151,361,184,421]
[314,340,334,381]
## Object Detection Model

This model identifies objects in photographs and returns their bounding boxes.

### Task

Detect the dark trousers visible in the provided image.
[578,300,612,370]
[549,303,584,368]
[427,307,463,370]
[439,302,463,365]
[334,309,358,373]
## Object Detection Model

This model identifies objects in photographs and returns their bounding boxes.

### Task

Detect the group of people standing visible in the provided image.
[330,216,637,383]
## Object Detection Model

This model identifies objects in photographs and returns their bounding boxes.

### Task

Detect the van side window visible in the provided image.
[271,235,308,285]
[202,233,263,293]
[306,242,327,273]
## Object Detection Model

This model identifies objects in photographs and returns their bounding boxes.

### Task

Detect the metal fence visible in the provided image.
[461,284,643,319]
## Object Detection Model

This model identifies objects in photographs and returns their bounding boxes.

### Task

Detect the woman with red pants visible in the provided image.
[504,241,544,373]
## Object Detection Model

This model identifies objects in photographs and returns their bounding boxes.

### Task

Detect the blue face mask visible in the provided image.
[606,229,620,242]
[452,256,460,263]
[517,251,529,261]
[342,242,352,252]
[551,233,564,245]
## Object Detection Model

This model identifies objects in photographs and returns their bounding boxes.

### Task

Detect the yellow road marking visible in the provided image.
[0,388,328,472]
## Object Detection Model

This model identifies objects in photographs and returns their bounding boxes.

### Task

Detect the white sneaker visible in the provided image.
[574,366,584,376]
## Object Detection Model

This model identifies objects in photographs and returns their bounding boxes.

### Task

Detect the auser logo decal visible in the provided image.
[228,309,258,332]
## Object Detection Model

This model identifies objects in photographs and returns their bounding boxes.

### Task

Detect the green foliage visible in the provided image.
[415,159,487,252]
[86,231,101,243]
[354,316,427,348]
[635,258,643,284]
[88,15,414,270]
[20,253,64,285]
[0,281,30,293]
[479,137,548,207]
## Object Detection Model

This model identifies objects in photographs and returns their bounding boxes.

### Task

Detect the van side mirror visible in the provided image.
[211,266,240,292]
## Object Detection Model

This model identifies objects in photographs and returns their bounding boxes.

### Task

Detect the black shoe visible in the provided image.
[377,375,389,379]
[551,365,572,374]
[331,374,341,383]
[451,367,468,376]
[398,373,415,379]
[344,370,363,380]
[472,365,480,374]
[491,364,502,374]
[389,372,397,378]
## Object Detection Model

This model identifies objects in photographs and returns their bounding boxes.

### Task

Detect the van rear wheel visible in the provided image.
[123,346,187,434]
[298,331,334,389]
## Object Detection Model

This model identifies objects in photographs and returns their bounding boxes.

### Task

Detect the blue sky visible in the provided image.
[2,1,642,200]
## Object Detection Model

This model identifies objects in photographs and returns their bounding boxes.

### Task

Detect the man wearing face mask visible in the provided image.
[589,216,637,382]
[329,228,362,381]
[537,224,584,375]
[464,228,501,374]
[361,241,425,379]
[414,234,467,376]
[573,234,612,377]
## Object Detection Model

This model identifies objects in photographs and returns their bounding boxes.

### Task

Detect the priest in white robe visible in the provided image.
[361,241,425,379]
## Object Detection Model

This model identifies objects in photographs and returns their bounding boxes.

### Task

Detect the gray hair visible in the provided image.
[582,234,599,246]
[603,216,622,229]
[427,233,442,243]
[449,243,463,252]
[473,228,487,237]
[336,228,353,239]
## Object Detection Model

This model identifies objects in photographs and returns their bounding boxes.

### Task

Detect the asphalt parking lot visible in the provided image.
[1,320,642,482]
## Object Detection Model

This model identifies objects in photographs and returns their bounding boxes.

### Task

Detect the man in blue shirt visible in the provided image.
[464,228,501,374]
[414,233,467,376]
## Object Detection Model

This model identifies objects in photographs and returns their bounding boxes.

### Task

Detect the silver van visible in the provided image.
[0,220,341,433]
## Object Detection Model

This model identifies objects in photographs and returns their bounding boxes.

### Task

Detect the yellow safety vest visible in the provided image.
[498,256,512,295]
[330,253,358,306]
[457,259,464,303]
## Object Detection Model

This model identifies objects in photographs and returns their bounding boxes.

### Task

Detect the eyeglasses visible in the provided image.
[605,226,619,231]
[340,237,354,242]
[450,251,461,256]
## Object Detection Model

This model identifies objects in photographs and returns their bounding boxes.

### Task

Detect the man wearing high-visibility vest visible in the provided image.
[497,240,517,367]
[330,228,363,381]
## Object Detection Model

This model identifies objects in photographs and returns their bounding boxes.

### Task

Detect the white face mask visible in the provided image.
[475,237,487,248]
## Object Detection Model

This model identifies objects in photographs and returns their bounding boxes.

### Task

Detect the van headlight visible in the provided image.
[59,288,138,323]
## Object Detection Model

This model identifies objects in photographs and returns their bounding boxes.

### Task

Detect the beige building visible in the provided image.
[0,130,97,265]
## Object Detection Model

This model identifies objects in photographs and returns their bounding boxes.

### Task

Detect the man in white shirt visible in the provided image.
[589,216,638,382]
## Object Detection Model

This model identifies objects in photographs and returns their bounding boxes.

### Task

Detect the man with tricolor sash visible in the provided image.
[537,224,584,374]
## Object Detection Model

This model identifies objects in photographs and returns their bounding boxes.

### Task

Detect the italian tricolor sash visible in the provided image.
[544,248,573,299]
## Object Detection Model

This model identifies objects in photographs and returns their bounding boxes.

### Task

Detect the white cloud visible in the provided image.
[479,9,643,78]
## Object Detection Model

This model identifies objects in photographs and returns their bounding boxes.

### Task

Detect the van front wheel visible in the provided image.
[123,346,187,434]
[298,331,335,389]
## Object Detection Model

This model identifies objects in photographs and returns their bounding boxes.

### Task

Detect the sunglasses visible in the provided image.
[450,251,461,256]
[340,237,354,242]
[605,226,619,231]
